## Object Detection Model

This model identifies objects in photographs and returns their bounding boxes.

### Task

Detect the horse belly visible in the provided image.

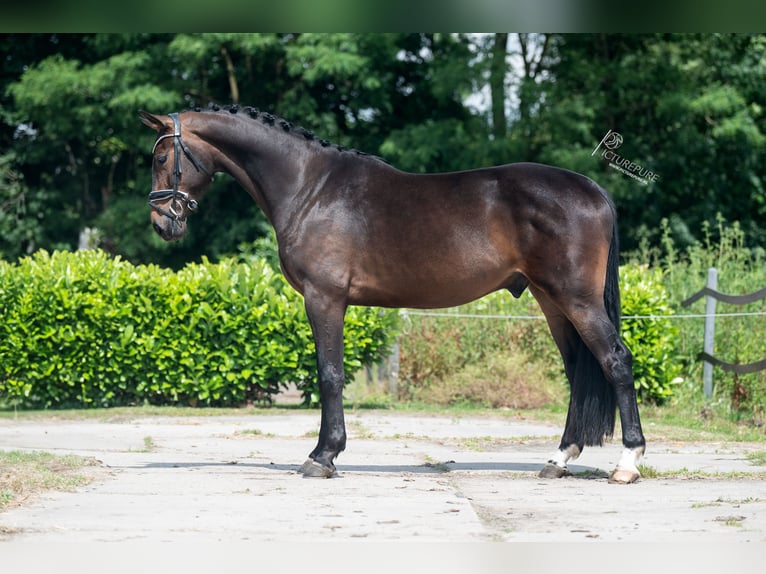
[348,242,515,309]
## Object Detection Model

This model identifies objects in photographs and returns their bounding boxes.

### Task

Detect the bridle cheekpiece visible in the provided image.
[148,112,213,222]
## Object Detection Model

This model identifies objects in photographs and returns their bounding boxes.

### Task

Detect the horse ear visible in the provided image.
[139,110,167,133]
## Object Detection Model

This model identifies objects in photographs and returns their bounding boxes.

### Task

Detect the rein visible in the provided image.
[148,113,213,222]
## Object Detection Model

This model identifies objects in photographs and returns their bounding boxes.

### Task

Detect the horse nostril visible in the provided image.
[153,220,165,237]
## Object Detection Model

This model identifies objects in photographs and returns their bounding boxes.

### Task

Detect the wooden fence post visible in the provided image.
[387,341,400,398]
[682,270,766,394]
[365,341,400,398]
[702,267,717,399]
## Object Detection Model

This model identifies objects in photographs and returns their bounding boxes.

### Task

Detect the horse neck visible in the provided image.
[195,113,316,228]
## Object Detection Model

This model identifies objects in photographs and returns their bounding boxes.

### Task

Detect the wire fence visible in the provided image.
[397,269,766,399]
[401,310,766,321]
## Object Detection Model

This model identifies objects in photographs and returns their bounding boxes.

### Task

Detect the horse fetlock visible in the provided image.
[608,445,644,484]
[617,444,645,468]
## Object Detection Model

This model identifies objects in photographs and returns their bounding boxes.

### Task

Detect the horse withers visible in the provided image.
[140,106,645,484]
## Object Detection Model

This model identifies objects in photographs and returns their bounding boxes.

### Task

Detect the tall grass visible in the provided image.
[396,216,766,428]
[629,216,766,425]
[397,290,562,407]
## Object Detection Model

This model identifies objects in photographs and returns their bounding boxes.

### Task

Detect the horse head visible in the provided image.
[139,111,214,241]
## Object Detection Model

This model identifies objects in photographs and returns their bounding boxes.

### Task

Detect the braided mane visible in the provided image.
[194,103,380,160]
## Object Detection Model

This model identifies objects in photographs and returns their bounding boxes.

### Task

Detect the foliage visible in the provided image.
[635,218,766,423]
[4,34,764,269]
[619,263,683,404]
[397,265,685,408]
[540,34,766,252]
[2,35,765,419]
[0,150,47,259]
[0,249,398,409]
[410,351,565,409]
[397,291,564,405]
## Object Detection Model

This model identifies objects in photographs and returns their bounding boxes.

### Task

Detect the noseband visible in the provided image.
[148,113,213,222]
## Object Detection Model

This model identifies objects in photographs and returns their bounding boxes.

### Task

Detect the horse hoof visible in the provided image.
[608,468,640,484]
[299,459,337,478]
[539,463,571,479]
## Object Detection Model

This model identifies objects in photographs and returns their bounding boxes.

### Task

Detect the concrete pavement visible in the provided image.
[1,410,765,544]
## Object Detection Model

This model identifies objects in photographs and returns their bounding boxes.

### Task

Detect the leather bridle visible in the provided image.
[148,113,213,222]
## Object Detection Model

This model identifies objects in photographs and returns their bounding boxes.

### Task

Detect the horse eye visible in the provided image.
[157,155,168,165]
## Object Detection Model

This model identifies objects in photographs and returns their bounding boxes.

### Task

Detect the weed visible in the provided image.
[642,467,766,480]
[423,455,452,473]
[693,496,762,509]
[715,515,746,527]
[409,351,565,409]
[0,491,13,507]
[347,419,375,440]
[390,432,416,440]
[637,464,659,478]
[650,217,766,423]
[127,435,156,453]
[0,451,98,511]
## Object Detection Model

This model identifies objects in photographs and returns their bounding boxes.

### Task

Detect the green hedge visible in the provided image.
[620,263,683,404]
[0,250,398,408]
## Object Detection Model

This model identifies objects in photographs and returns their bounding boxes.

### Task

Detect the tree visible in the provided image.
[379,34,488,172]
[4,34,488,266]
[0,151,47,259]
[533,34,766,251]
[3,34,765,266]
[5,34,186,265]
[489,33,509,140]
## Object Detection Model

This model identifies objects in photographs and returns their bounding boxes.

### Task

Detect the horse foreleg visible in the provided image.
[298,289,348,478]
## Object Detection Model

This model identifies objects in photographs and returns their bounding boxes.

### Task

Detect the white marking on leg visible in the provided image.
[616,445,645,473]
[549,444,581,469]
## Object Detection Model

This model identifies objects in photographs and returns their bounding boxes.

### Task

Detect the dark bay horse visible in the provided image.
[139,105,645,484]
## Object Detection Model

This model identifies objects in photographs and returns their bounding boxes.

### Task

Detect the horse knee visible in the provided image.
[318,363,345,393]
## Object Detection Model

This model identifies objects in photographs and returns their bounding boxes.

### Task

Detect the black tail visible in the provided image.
[568,203,620,447]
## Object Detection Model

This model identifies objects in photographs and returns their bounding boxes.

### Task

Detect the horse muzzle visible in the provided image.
[151,210,187,242]
[148,189,198,241]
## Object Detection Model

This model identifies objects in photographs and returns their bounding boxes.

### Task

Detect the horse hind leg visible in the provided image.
[532,289,588,478]
[565,305,646,484]
[533,287,645,483]
[601,337,645,484]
